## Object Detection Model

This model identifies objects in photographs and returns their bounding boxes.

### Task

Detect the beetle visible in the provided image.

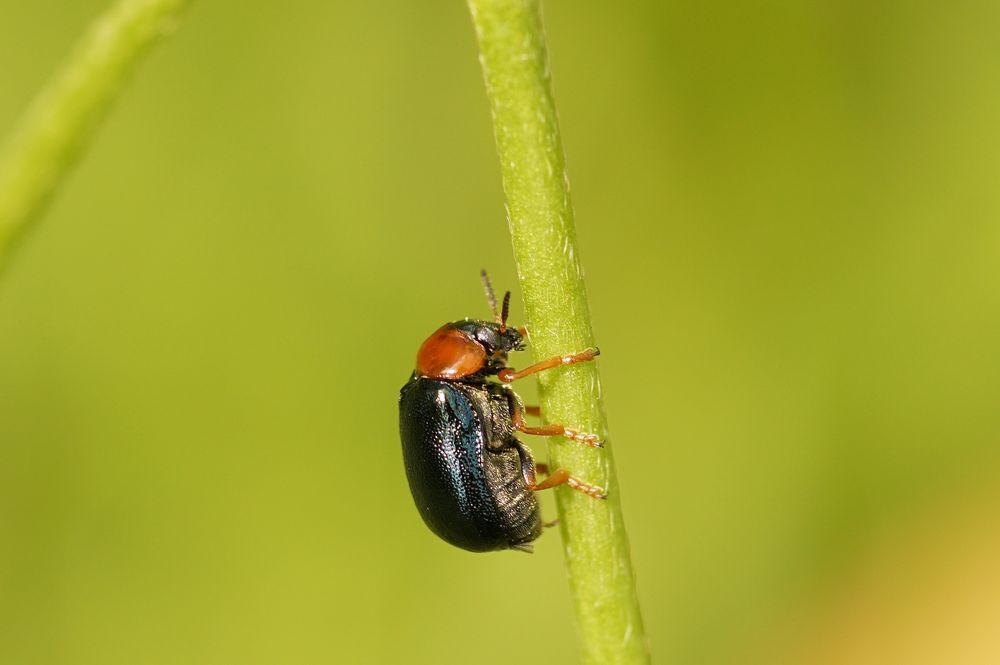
[398,270,606,553]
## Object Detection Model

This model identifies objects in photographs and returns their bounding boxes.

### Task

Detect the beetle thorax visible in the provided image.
[415,320,523,380]
[415,325,488,380]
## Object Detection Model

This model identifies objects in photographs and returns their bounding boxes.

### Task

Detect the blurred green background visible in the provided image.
[2,1,1000,663]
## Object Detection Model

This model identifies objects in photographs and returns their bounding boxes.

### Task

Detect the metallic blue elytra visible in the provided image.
[399,375,542,552]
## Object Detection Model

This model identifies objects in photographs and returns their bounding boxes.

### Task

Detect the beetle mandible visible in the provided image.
[398,270,606,553]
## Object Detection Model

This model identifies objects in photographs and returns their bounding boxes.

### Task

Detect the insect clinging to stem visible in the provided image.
[398,270,606,553]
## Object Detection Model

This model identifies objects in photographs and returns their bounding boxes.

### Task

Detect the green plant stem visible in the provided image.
[0,0,191,274]
[466,1,649,663]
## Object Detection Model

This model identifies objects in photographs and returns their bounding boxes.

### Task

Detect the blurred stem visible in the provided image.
[466,1,649,663]
[0,0,191,275]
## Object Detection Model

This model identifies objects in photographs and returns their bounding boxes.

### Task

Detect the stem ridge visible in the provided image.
[466,1,650,663]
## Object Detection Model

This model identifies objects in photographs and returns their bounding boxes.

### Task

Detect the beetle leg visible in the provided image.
[512,440,537,487]
[516,421,603,448]
[513,442,606,498]
[523,405,542,418]
[511,408,604,448]
[498,347,600,383]
[529,468,607,499]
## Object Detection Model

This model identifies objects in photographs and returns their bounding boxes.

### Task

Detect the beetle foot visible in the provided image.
[567,476,608,499]
[564,428,604,448]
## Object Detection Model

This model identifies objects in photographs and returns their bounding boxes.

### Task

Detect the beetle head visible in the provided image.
[415,320,523,380]
[451,319,525,356]
[474,269,525,356]
[413,271,526,380]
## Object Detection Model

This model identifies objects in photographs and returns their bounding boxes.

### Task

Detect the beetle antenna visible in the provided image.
[480,269,499,322]
[500,291,511,332]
